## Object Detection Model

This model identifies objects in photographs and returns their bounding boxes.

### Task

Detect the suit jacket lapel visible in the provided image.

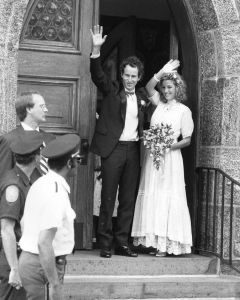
[136,91,141,114]
[136,91,144,137]
[120,89,127,121]
[136,91,144,118]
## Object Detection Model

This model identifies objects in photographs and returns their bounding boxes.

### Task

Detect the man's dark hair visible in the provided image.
[16,91,42,121]
[120,56,144,79]
[15,149,40,165]
[48,153,72,171]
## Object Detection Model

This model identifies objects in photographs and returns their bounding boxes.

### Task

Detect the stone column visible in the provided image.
[190,0,240,175]
[0,0,29,135]
[190,0,240,259]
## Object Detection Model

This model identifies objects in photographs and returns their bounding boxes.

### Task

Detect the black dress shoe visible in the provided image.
[100,248,112,258]
[114,246,138,257]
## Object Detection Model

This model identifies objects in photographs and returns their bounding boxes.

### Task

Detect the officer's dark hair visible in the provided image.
[120,56,144,80]
[48,153,72,171]
[16,91,42,121]
[14,149,41,165]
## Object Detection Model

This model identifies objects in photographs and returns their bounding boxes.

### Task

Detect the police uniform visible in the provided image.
[18,134,80,300]
[0,132,44,300]
[0,123,56,183]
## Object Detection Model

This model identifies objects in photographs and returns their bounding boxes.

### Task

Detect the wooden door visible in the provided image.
[17,0,99,249]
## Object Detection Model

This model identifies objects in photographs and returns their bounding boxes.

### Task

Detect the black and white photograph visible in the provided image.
[0,0,240,299]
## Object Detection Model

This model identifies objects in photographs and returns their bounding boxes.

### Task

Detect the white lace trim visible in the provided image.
[133,235,191,255]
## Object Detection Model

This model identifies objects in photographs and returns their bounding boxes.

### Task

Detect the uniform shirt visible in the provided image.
[19,170,76,256]
[0,166,32,242]
[119,92,139,141]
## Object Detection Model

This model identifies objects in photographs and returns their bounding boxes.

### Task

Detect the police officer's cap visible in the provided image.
[42,134,80,159]
[10,131,44,155]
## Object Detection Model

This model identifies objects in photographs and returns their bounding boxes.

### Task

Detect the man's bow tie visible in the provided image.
[125,91,135,96]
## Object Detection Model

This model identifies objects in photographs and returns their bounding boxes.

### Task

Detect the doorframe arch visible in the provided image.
[167,0,200,241]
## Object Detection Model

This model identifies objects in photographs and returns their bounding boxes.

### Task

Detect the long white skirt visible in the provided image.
[131,148,192,255]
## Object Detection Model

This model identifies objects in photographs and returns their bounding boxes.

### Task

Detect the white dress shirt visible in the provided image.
[119,92,139,141]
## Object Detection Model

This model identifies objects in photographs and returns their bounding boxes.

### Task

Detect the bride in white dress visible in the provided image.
[131,63,194,256]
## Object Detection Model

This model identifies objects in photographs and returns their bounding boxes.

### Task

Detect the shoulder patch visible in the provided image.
[5,185,19,203]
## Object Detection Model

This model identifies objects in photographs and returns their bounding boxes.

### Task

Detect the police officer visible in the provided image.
[19,134,80,300]
[0,131,44,300]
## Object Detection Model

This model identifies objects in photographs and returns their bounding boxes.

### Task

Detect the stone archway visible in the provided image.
[184,0,240,258]
[186,0,240,176]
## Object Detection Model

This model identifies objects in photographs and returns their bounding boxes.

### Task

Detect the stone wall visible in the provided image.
[189,0,240,260]
[189,0,240,176]
[0,0,29,134]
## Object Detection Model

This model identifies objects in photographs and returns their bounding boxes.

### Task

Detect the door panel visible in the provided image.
[18,77,78,132]
[18,0,99,249]
[18,51,87,76]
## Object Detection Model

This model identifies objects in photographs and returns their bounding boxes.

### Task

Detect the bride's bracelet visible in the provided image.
[153,74,160,82]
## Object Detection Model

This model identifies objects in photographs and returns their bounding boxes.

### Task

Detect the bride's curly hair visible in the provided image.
[157,72,187,102]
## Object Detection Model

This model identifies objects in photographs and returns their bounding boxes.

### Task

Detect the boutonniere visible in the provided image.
[138,99,147,111]
[136,87,148,111]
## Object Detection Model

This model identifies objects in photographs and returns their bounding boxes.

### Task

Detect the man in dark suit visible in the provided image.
[0,91,55,183]
[90,25,147,258]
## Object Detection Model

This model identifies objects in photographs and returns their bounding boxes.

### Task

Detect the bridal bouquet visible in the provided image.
[142,123,174,170]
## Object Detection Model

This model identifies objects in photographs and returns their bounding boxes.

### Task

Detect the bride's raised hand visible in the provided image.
[161,59,180,74]
[90,25,107,47]
[146,59,180,96]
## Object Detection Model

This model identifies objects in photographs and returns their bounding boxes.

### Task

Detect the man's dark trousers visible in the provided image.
[98,141,140,249]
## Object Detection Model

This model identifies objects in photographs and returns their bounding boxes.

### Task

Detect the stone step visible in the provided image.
[66,251,219,276]
[63,275,240,300]
[105,299,239,300]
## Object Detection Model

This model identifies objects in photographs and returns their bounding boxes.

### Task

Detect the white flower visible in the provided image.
[142,123,174,170]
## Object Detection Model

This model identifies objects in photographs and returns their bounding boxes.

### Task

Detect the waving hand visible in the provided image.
[90,25,107,48]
